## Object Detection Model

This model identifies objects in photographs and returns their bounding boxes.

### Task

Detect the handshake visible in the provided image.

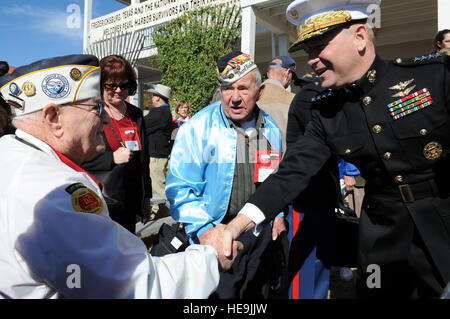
[198,214,257,271]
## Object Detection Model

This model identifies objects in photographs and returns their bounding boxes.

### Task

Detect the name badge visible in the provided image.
[125,140,140,151]
[120,126,141,151]
[254,150,281,183]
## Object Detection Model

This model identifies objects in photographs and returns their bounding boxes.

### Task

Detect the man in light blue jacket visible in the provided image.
[166,51,286,298]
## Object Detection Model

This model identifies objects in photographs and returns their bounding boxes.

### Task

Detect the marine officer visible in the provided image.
[223,0,450,298]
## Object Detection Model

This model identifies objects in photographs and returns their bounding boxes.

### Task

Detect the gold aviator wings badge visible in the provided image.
[389,78,416,98]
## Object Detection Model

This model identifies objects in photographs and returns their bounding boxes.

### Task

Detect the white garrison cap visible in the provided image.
[286,0,382,52]
[0,54,101,116]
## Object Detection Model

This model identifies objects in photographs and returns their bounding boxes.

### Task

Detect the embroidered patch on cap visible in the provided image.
[217,53,257,85]
[67,183,103,214]
[387,88,433,120]
[41,73,70,99]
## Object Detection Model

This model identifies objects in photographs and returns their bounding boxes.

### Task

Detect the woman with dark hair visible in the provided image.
[433,29,450,53]
[82,55,151,234]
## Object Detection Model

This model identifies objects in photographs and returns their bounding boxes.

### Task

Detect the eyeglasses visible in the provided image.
[63,102,104,117]
[104,83,129,91]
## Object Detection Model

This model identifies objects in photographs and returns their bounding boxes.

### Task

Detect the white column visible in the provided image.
[130,68,140,108]
[437,0,450,30]
[271,32,276,58]
[241,6,256,57]
[278,34,288,56]
[83,0,92,52]
[130,0,141,108]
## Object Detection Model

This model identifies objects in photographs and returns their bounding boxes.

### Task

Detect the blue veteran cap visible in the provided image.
[0,54,101,116]
[269,56,297,72]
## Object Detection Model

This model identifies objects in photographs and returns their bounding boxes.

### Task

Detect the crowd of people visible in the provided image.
[1,0,450,299]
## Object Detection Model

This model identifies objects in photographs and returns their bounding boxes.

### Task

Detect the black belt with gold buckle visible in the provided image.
[397,180,440,203]
[398,184,415,203]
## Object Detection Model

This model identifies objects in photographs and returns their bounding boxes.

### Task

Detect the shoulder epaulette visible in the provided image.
[311,90,334,103]
[393,53,444,66]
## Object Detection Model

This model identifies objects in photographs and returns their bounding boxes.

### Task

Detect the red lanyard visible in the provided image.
[106,106,141,151]
[238,132,281,183]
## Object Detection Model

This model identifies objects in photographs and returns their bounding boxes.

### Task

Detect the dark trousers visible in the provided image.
[210,223,283,299]
[357,194,449,299]
[357,228,445,299]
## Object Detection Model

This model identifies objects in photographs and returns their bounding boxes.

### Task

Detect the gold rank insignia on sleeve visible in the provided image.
[387,88,433,120]
[65,183,104,215]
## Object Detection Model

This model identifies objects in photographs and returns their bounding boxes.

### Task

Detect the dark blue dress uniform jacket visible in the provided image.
[247,54,450,288]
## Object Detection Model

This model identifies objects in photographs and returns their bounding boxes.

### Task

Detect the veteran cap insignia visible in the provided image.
[41,74,70,99]
[22,81,36,97]
[9,82,21,96]
[70,68,82,81]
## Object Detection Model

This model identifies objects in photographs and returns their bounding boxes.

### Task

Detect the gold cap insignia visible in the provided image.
[70,68,82,81]
[22,81,36,97]
[294,10,352,46]
[290,11,298,20]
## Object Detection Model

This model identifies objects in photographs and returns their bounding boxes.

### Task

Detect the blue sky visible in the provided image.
[0,0,126,67]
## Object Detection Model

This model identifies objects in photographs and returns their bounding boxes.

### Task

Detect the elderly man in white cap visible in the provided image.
[0,54,241,299]
[144,84,173,219]
[166,51,286,298]
[223,0,450,299]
